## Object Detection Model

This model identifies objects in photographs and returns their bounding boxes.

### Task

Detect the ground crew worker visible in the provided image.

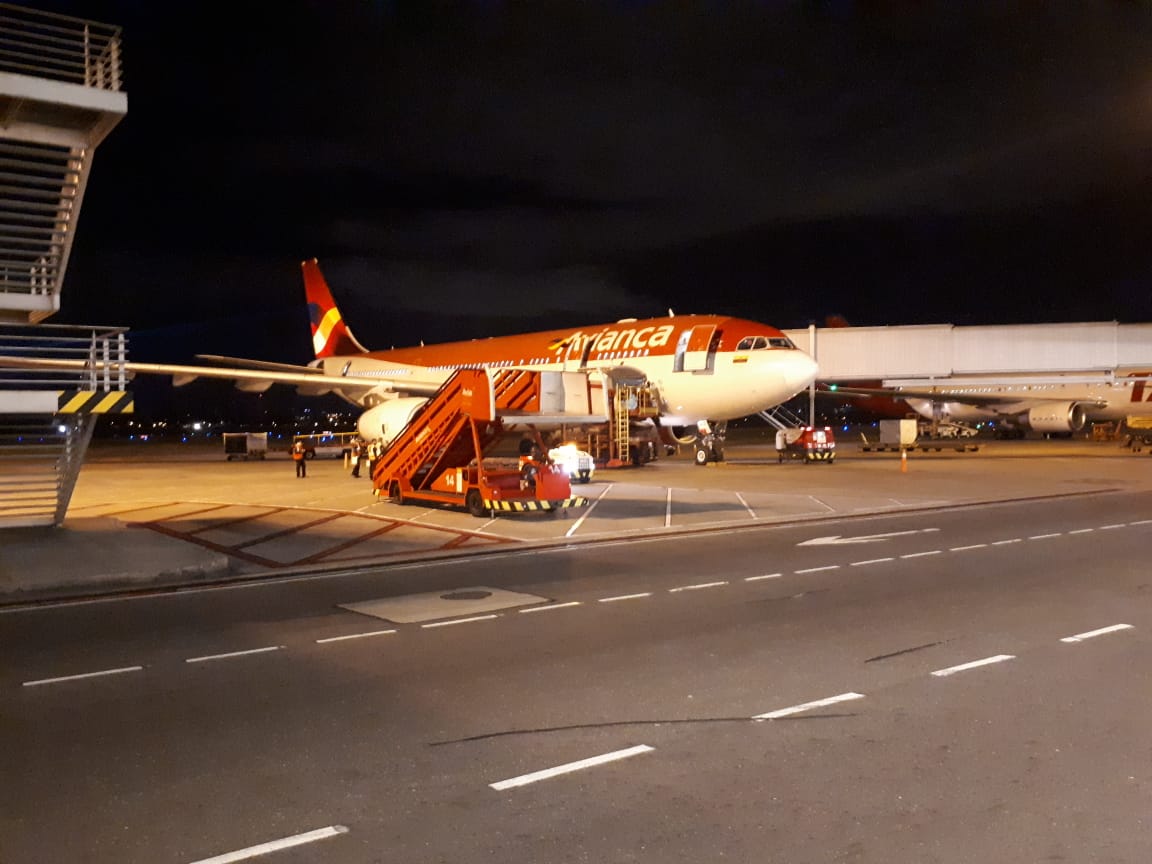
[367,439,383,478]
[292,440,306,478]
[350,438,363,478]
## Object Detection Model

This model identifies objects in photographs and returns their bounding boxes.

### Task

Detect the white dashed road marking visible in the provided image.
[22,665,144,687]
[1061,624,1133,643]
[901,550,941,559]
[931,654,1015,677]
[186,646,283,664]
[796,565,840,574]
[520,601,582,614]
[421,615,499,629]
[315,629,396,644]
[669,581,728,593]
[188,825,348,864]
[950,544,987,551]
[851,558,894,567]
[599,593,652,603]
[745,573,782,582]
[753,692,866,720]
[490,744,654,790]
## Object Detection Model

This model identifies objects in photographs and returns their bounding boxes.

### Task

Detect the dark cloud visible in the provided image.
[41,0,1152,364]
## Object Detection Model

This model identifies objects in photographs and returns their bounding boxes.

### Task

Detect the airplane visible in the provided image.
[824,369,1152,437]
[3,259,820,459]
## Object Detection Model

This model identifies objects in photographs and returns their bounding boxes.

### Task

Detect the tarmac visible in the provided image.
[1,434,1149,606]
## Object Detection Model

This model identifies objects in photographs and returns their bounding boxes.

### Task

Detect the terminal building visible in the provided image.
[0,4,127,526]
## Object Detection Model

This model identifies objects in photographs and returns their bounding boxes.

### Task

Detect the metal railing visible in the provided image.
[0,322,128,391]
[0,2,123,90]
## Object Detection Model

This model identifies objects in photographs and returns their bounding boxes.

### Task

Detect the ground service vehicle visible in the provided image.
[223,432,267,461]
[292,431,357,460]
[548,443,595,483]
[775,426,836,463]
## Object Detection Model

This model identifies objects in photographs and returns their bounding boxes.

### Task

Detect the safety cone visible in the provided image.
[900,449,908,473]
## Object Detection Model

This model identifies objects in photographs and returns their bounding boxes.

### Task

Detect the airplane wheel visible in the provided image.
[389,481,404,505]
[694,447,709,466]
[466,489,485,517]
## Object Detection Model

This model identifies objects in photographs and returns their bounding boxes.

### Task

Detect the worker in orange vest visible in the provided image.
[292,440,307,478]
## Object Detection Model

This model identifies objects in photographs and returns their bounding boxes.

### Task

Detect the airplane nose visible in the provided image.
[785,351,819,394]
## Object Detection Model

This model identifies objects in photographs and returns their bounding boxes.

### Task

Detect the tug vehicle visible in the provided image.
[774,426,836,463]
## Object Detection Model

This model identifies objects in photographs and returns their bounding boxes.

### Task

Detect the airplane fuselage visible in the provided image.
[315,314,818,426]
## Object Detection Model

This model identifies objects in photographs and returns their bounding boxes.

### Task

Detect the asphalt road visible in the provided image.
[3,492,1152,863]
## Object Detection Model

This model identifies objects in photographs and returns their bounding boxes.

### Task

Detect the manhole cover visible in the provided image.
[441,590,493,601]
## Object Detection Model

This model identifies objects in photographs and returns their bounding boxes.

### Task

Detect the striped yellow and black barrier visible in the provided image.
[57,390,134,414]
[484,496,589,513]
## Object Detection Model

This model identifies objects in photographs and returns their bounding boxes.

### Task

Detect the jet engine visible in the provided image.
[662,425,700,446]
[1023,402,1087,433]
[356,397,427,445]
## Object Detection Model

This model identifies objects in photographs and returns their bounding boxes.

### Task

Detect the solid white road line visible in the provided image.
[315,629,396,644]
[745,573,782,582]
[931,654,1015,677]
[565,485,611,537]
[490,745,654,790]
[520,601,582,613]
[753,692,865,720]
[185,646,283,664]
[735,491,757,519]
[188,825,348,864]
[850,558,894,567]
[795,565,840,574]
[421,615,499,629]
[599,593,652,603]
[22,665,144,687]
[1061,623,1133,643]
[669,581,728,593]
[665,489,673,528]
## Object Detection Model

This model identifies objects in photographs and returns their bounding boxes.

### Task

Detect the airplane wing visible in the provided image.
[0,356,443,397]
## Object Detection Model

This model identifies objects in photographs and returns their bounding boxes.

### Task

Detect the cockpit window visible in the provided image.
[737,335,794,350]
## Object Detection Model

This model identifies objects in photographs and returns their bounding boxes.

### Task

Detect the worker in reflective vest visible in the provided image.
[292,440,307,478]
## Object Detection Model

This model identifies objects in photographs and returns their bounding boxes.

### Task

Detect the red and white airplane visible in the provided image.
[9,259,820,453]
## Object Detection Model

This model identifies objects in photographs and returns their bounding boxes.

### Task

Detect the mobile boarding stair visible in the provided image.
[371,368,602,517]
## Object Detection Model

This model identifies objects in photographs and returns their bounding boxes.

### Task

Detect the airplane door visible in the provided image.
[675,324,716,372]
[566,329,607,371]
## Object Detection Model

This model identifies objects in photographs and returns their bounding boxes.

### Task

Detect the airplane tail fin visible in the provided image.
[301,258,368,358]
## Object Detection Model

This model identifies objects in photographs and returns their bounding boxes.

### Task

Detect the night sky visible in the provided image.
[40,1,1152,397]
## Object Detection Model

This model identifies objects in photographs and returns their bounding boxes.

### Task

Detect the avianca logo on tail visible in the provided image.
[548,325,676,356]
[310,302,346,357]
